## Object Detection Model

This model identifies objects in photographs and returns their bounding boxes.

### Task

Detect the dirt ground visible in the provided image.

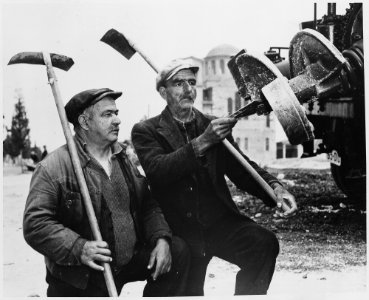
[2,159,367,299]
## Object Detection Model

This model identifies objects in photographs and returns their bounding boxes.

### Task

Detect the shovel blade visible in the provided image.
[262,77,314,145]
[8,52,74,71]
[100,29,136,60]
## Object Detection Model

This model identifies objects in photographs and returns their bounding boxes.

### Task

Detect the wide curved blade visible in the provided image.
[101,28,136,60]
[8,52,74,71]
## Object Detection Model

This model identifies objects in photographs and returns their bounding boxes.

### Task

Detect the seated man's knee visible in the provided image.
[239,226,280,259]
[256,228,279,257]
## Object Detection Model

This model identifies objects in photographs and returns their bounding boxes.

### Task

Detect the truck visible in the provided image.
[229,3,365,201]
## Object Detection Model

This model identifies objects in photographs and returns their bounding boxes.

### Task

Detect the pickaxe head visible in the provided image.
[100,29,136,60]
[8,52,74,71]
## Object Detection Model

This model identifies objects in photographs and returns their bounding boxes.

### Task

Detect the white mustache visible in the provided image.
[181,95,194,101]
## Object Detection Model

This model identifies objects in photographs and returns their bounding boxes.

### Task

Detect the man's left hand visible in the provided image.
[147,238,172,281]
[273,185,298,218]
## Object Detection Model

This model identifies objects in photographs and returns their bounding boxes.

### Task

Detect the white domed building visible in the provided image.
[185,44,277,166]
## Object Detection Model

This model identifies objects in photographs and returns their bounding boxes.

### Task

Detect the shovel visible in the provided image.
[8,51,118,297]
[101,29,290,212]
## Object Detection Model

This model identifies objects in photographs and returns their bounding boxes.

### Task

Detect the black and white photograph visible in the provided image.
[1,0,367,298]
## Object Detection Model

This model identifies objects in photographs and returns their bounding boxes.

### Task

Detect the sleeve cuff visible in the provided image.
[191,139,204,157]
[190,139,209,167]
[151,234,172,248]
[71,237,87,265]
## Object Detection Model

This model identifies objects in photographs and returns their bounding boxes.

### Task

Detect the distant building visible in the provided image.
[277,141,303,159]
[185,44,276,165]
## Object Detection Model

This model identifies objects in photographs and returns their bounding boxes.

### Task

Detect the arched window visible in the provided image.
[205,61,209,75]
[203,88,213,113]
[211,60,216,74]
[227,98,233,115]
[220,59,225,74]
[244,138,248,151]
[266,114,270,127]
[236,137,241,146]
[265,138,270,151]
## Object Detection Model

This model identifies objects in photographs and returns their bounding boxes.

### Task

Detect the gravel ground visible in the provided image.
[230,167,366,272]
[2,162,367,299]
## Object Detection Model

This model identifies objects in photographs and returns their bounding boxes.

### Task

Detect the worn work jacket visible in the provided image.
[23,133,171,289]
[132,107,280,255]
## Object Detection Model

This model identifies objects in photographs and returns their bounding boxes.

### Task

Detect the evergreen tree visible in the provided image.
[4,92,31,159]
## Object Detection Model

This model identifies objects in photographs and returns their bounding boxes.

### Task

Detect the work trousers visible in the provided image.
[46,236,190,297]
[186,215,279,296]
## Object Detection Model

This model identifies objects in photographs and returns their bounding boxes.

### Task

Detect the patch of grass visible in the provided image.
[229,168,367,271]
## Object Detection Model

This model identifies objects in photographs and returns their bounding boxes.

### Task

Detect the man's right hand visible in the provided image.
[195,117,237,154]
[80,241,112,271]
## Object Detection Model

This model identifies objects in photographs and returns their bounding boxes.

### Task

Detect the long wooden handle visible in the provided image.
[124,40,289,211]
[124,35,159,73]
[42,52,118,297]
[222,139,290,211]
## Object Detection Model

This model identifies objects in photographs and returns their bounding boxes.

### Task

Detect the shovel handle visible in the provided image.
[124,35,159,73]
[222,139,290,212]
[42,52,118,297]
[115,32,289,212]
[123,37,289,211]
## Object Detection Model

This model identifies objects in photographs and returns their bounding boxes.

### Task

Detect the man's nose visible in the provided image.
[113,115,121,125]
[183,81,193,92]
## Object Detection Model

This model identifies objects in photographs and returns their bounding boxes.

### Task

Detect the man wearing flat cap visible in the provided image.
[23,88,190,297]
[131,59,298,295]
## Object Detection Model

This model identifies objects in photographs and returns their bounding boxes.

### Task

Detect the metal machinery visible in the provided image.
[228,3,365,200]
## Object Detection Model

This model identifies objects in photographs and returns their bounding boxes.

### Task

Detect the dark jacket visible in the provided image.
[23,133,171,289]
[131,107,280,251]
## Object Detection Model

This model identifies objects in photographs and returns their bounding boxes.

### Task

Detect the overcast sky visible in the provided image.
[2,0,356,151]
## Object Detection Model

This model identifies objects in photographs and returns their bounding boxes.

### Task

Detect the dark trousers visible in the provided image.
[46,236,190,297]
[185,215,279,296]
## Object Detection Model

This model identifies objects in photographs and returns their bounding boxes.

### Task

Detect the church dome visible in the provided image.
[205,44,240,58]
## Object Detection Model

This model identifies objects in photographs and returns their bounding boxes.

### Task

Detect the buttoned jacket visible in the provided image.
[23,133,171,289]
[131,107,280,253]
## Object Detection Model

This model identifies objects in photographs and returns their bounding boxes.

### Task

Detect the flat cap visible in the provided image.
[65,88,122,124]
[156,58,199,91]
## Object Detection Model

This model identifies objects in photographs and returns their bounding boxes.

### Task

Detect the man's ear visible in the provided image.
[78,114,89,130]
[158,86,167,100]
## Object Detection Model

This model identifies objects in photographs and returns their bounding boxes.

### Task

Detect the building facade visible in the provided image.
[185,44,276,166]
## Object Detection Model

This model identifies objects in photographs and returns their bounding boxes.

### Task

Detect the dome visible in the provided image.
[205,44,240,58]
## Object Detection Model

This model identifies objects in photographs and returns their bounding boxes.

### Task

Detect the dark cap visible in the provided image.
[65,88,122,124]
[156,58,199,91]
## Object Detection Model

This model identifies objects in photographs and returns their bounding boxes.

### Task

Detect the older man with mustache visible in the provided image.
[131,59,298,296]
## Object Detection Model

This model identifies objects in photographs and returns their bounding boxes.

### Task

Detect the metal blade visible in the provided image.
[100,28,136,60]
[228,49,248,99]
[8,52,74,71]
[262,77,314,145]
